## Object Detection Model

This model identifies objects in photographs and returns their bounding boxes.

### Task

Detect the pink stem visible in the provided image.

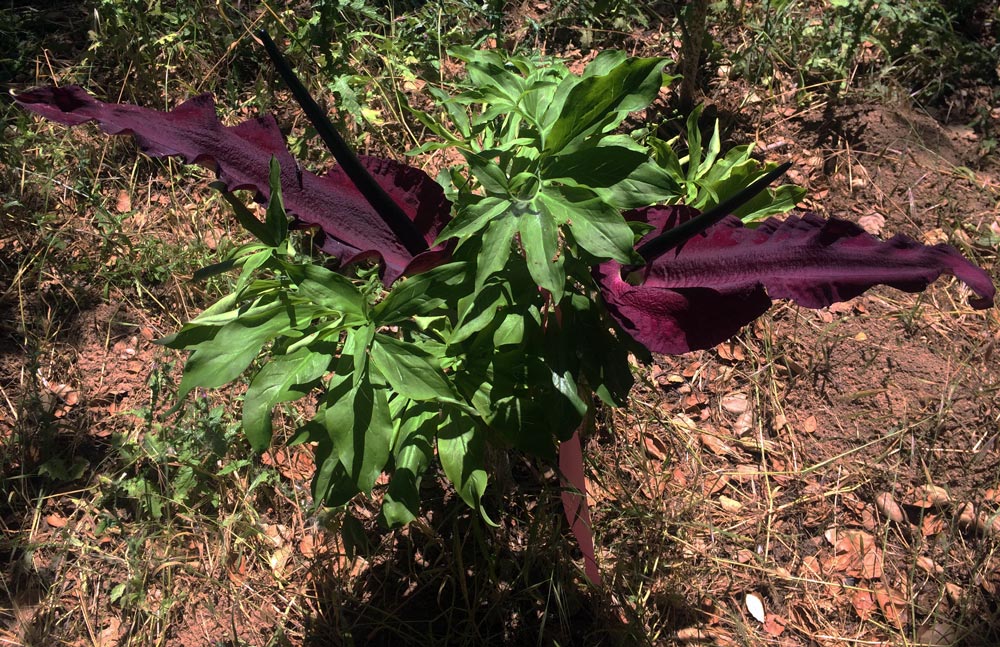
[559,422,601,585]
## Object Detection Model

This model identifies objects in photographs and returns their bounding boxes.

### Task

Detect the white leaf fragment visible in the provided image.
[746,593,766,623]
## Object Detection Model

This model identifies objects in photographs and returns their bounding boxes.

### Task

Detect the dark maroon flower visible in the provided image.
[595,205,995,354]
[14,85,451,283]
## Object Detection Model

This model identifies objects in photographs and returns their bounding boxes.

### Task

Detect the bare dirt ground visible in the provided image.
[597,92,1000,645]
[2,7,999,647]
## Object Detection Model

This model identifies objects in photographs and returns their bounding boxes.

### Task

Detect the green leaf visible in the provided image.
[460,52,525,103]
[449,283,507,346]
[192,258,238,283]
[545,57,669,153]
[283,262,366,318]
[557,293,635,407]
[551,369,588,419]
[519,81,559,129]
[234,249,274,294]
[485,349,582,455]
[437,410,496,525]
[346,324,375,388]
[380,404,437,527]
[685,106,704,182]
[474,216,517,292]
[375,262,469,324]
[157,323,221,351]
[213,184,274,244]
[581,50,628,77]
[544,145,650,188]
[323,371,393,494]
[181,286,280,328]
[436,196,511,244]
[592,160,682,209]
[176,300,300,400]
[243,347,333,451]
[370,335,457,401]
[265,157,289,245]
[428,87,473,138]
[538,73,581,131]
[538,187,637,264]
[401,98,465,144]
[518,204,565,301]
[466,154,509,195]
[492,310,526,347]
[699,118,722,179]
[311,437,359,508]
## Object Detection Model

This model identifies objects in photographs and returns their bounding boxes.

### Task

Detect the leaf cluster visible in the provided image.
[410,49,681,299]
[646,106,805,223]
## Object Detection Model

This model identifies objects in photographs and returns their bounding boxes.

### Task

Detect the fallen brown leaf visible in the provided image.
[875,492,905,523]
[45,513,67,528]
[850,588,877,620]
[700,432,737,457]
[874,585,909,629]
[824,528,883,579]
[762,613,787,637]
